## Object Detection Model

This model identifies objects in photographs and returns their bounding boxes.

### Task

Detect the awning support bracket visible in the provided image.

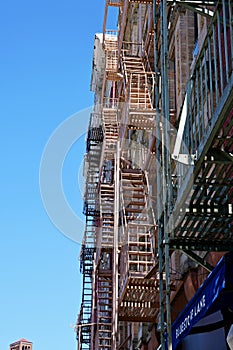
[172,92,196,165]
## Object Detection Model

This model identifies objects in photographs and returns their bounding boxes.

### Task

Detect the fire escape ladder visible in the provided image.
[77,245,95,349]
[122,55,154,110]
[95,266,113,350]
[98,109,119,252]
[118,168,158,322]
[103,109,119,158]
[99,183,115,249]
[104,37,122,83]
[119,53,155,145]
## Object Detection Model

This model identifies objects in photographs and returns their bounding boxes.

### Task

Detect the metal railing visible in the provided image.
[107,0,122,6]
[106,49,118,71]
[103,96,119,109]
[128,72,155,109]
[173,0,233,191]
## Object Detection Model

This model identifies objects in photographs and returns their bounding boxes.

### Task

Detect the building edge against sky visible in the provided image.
[77,1,233,350]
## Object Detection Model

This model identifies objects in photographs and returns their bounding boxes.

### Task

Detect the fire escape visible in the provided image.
[92,0,159,348]
[91,0,159,348]
[154,1,233,349]
[112,1,163,333]
[77,112,103,350]
[92,2,121,347]
[118,50,158,323]
[79,1,233,350]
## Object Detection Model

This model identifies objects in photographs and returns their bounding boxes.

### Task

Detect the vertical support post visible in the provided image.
[153,0,165,348]
[228,0,233,70]
[112,141,120,350]
[139,4,142,56]
[212,24,219,104]
[222,0,229,82]
[161,0,172,349]
[217,8,224,93]
[199,63,205,140]
[207,37,214,116]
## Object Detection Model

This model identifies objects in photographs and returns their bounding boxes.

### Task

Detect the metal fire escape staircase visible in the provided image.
[121,54,155,129]
[154,1,233,349]
[77,113,103,350]
[77,246,95,349]
[93,26,120,350]
[118,168,158,322]
[95,255,113,350]
[95,126,119,348]
[118,49,158,322]
[99,107,119,246]
[94,108,118,350]
[119,52,156,171]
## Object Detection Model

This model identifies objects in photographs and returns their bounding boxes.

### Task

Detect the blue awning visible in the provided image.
[172,252,233,349]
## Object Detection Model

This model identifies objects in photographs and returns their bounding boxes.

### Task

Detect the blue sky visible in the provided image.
[0,1,109,349]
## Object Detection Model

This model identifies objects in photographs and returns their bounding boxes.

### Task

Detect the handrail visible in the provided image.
[104,29,119,37]
[128,72,155,109]
[103,97,118,109]
[144,49,153,76]
[121,44,155,109]
[120,186,128,241]
[144,170,157,230]
[144,50,155,107]
[118,0,129,56]
[107,0,122,6]
[119,88,130,150]
[120,49,128,87]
